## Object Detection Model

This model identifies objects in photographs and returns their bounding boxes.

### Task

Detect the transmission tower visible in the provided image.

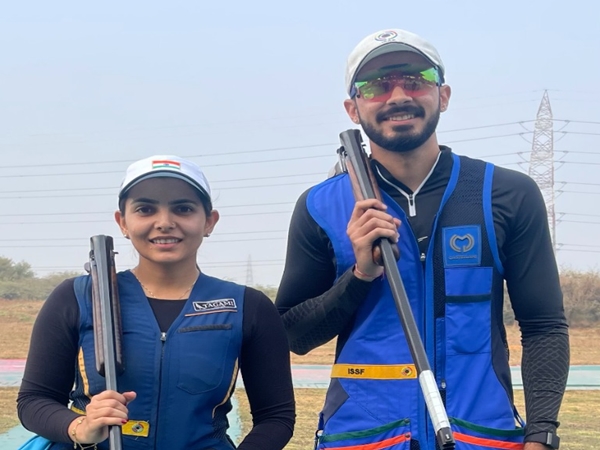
[528,90,556,252]
[245,255,254,286]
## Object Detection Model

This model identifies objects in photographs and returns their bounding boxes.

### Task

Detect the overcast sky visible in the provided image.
[1,0,599,286]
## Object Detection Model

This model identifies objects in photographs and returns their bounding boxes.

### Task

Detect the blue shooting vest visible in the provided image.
[307,154,525,450]
[70,270,244,450]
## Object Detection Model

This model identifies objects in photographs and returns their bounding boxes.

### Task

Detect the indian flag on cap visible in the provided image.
[152,159,181,170]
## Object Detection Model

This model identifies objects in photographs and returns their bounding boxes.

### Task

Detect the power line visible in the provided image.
[0,181,322,200]
[554,119,600,126]
[0,172,326,194]
[0,236,289,248]
[0,143,338,170]
[0,229,289,242]
[558,243,600,248]
[438,121,534,134]
[444,132,533,144]
[0,210,295,225]
[0,201,297,217]
[557,190,600,195]
[0,154,335,178]
[559,220,600,225]
[0,120,570,172]
[558,131,600,136]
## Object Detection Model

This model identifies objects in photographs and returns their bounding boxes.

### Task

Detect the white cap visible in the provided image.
[345,29,445,95]
[118,155,212,206]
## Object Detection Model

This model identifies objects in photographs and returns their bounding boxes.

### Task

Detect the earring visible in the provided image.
[204,233,210,238]
[123,233,129,239]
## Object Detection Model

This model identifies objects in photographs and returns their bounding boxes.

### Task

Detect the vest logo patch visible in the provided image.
[192,298,237,313]
[443,225,481,267]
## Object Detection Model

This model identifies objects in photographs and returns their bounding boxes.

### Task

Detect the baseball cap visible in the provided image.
[118,155,212,207]
[345,29,445,95]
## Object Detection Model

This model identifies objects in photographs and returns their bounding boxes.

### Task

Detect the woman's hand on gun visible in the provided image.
[69,390,137,445]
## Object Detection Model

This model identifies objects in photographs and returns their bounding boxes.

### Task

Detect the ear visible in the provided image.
[439,85,451,112]
[203,210,220,237]
[114,210,128,237]
[344,99,361,124]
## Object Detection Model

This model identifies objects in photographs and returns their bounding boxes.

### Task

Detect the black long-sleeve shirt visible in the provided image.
[275,147,569,440]
[18,277,295,450]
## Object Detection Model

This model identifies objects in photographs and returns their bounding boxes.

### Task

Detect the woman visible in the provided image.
[17,155,295,450]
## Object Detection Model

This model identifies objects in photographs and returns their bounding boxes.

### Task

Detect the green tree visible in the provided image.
[253,284,278,302]
[0,257,35,281]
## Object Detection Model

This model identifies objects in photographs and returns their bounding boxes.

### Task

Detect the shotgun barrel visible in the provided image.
[89,235,124,450]
[338,129,455,450]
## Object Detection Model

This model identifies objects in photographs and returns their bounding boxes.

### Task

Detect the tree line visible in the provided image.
[1,256,598,326]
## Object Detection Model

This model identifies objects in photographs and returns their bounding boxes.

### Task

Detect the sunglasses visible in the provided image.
[352,66,441,102]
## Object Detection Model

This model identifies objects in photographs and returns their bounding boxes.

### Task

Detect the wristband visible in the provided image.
[353,265,379,281]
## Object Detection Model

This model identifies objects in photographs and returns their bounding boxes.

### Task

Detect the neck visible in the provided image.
[133,259,199,300]
[369,135,441,191]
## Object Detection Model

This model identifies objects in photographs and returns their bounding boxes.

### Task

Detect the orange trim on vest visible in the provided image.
[325,433,410,450]
[454,432,523,449]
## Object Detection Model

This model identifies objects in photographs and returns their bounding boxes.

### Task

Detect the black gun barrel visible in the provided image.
[90,235,123,450]
[339,129,455,449]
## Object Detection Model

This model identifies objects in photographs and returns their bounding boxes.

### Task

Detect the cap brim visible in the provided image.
[354,42,436,82]
[119,171,211,205]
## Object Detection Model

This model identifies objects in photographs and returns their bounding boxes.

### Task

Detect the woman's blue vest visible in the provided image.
[307,154,525,450]
[69,270,245,450]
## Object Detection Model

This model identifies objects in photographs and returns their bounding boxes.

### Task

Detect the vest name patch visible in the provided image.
[442,225,481,267]
[192,298,237,313]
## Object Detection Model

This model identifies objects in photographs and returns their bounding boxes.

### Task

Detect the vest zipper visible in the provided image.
[407,194,416,217]
[155,332,167,448]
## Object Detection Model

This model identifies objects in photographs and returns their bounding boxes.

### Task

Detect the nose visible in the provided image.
[386,84,412,105]
[155,209,175,231]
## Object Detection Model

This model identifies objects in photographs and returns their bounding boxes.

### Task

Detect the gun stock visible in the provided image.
[338,129,455,450]
[89,235,124,450]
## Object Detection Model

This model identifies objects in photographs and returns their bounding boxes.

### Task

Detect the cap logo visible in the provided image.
[152,160,181,170]
[375,30,398,42]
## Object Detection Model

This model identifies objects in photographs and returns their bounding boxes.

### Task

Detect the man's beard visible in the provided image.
[360,104,441,153]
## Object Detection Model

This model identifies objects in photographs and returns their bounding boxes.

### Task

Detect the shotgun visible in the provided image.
[88,235,124,450]
[337,129,455,450]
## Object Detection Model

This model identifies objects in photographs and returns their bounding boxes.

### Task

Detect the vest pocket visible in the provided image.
[318,419,411,449]
[445,267,493,355]
[451,418,524,449]
[175,324,233,394]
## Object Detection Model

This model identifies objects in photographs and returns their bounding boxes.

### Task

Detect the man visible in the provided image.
[275,29,569,450]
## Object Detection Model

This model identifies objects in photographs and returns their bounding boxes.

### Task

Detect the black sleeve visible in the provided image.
[274,189,373,354]
[17,278,81,443]
[237,287,295,450]
[493,168,569,438]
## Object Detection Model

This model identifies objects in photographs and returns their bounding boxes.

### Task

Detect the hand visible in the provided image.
[347,199,401,280]
[69,390,137,444]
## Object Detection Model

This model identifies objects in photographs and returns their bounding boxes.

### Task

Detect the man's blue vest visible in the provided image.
[307,154,525,450]
[69,270,245,450]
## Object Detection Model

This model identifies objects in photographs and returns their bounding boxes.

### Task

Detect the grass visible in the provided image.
[290,325,600,367]
[0,388,20,434]
[2,299,598,364]
[1,299,599,448]
[0,300,44,359]
[235,389,600,450]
